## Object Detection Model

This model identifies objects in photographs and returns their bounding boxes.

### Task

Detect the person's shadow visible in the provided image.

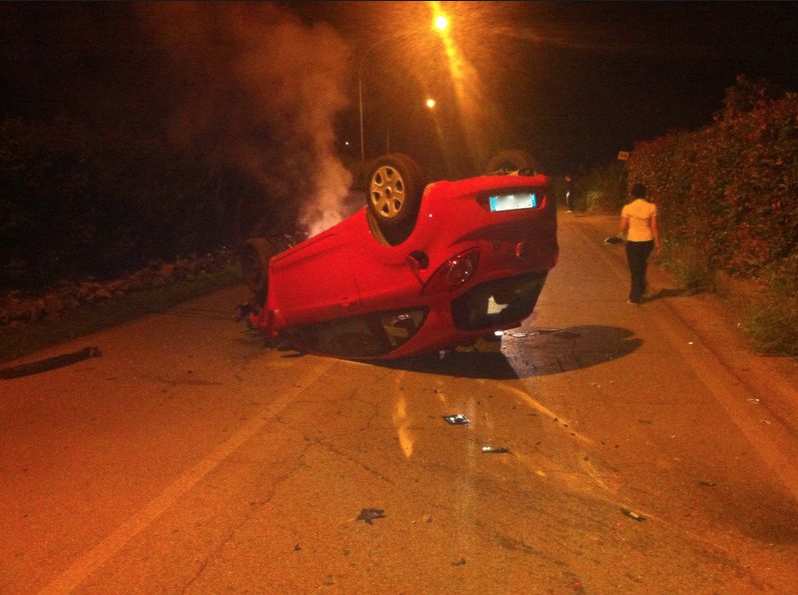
[645,287,698,302]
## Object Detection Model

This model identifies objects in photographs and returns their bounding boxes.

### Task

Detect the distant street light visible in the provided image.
[358,13,449,162]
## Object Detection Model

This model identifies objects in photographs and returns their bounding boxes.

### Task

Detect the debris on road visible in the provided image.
[356,508,386,524]
[0,346,102,379]
[442,414,470,425]
[621,508,647,522]
[481,446,510,454]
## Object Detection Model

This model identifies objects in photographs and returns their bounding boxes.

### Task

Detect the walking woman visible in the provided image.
[619,183,661,304]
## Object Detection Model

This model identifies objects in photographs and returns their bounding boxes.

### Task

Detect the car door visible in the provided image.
[268,228,363,326]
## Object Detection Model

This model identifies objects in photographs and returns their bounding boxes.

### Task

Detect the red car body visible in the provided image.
[246,171,558,360]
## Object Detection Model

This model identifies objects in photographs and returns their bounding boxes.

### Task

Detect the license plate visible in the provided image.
[489,192,538,212]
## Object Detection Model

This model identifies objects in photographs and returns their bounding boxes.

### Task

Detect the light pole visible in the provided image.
[357,12,449,162]
[358,34,404,163]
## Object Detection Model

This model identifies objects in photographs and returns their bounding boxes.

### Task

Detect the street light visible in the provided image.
[357,32,410,163]
[357,13,449,162]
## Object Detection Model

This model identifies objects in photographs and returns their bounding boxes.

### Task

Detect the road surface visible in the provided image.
[1,211,797,595]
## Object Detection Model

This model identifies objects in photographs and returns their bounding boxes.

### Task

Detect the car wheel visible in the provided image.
[485,149,538,175]
[240,237,277,305]
[366,153,426,244]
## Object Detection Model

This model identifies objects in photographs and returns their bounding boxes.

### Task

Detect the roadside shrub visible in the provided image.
[573,161,627,213]
[621,75,798,356]
[0,116,282,293]
[742,255,798,356]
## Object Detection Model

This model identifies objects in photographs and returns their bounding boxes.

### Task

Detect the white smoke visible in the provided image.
[138,1,354,237]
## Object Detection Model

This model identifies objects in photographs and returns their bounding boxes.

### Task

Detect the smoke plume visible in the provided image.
[138,1,354,237]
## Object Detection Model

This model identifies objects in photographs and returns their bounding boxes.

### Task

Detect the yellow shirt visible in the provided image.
[621,199,657,242]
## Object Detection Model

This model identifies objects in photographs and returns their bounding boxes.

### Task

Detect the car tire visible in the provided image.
[240,237,277,305]
[366,153,427,245]
[485,149,538,175]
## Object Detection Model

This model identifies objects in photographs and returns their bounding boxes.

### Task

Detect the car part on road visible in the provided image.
[481,446,510,453]
[0,346,102,379]
[621,508,647,522]
[356,508,386,524]
[443,414,470,425]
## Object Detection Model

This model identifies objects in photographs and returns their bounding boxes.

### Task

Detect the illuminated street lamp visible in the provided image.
[358,13,449,162]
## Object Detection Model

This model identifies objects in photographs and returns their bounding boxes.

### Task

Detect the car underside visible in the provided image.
[239,150,558,360]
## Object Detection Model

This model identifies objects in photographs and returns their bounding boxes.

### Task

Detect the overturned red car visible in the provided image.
[239,151,558,360]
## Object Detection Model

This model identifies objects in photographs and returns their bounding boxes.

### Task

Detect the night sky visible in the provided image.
[3,1,798,178]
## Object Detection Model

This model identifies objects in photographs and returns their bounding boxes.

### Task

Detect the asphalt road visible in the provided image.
[1,212,797,595]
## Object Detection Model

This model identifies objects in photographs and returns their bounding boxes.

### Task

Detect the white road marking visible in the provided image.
[36,358,337,595]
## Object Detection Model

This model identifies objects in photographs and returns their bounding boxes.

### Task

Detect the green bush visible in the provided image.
[573,161,627,213]
[621,75,798,355]
[741,255,798,356]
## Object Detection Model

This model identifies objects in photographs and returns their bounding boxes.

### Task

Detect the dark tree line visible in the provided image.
[0,116,290,292]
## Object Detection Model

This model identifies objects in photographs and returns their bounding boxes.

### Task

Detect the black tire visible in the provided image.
[485,149,538,175]
[366,153,426,244]
[240,237,277,305]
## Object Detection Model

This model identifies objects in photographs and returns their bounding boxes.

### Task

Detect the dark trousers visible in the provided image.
[625,240,654,303]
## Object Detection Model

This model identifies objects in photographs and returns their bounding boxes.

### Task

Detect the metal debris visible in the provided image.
[356,508,386,524]
[481,446,509,454]
[442,414,470,425]
[621,508,646,522]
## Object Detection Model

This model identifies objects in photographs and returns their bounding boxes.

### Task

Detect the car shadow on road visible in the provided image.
[373,325,641,379]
